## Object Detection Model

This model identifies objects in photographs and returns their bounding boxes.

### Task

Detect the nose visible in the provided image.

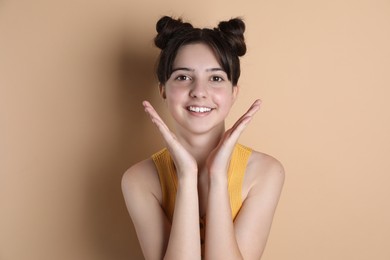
[189,79,207,98]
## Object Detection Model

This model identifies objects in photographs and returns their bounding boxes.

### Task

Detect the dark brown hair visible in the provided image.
[154,16,246,86]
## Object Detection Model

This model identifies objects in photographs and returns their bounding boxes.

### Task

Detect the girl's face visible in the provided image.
[160,43,238,135]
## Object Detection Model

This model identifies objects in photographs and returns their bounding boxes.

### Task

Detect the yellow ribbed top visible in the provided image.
[152,143,252,255]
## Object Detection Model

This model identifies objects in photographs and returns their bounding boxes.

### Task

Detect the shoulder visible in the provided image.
[249,150,285,180]
[243,149,285,198]
[121,158,162,204]
[121,158,170,259]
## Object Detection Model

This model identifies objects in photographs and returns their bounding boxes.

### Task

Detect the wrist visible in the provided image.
[208,173,228,187]
[177,172,198,186]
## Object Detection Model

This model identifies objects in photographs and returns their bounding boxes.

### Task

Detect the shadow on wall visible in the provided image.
[83,33,163,259]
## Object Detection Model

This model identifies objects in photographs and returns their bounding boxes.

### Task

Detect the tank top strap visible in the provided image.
[152,148,177,221]
[227,143,253,220]
[152,143,252,222]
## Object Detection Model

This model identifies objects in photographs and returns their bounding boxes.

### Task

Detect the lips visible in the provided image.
[187,106,213,113]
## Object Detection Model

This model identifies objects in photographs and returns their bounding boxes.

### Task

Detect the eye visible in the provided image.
[211,76,224,82]
[175,75,191,81]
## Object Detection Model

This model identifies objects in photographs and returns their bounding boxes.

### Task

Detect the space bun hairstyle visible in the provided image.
[154,16,246,86]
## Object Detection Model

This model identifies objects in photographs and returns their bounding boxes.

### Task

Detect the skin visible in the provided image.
[122,43,285,260]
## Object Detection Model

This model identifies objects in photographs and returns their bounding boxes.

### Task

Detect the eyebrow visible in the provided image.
[171,67,225,73]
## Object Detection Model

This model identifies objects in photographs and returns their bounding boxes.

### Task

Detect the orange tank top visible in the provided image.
[152,143,252,256]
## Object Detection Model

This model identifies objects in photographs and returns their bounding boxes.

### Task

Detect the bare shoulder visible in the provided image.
[234,150,285,259]
[121,158,162,204]
[121,158,170,259]
[248,150,285,180]
[243,150,285,198]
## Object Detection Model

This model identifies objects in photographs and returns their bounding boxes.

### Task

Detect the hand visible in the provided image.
[142,101,198,178]
[206,99,261,179]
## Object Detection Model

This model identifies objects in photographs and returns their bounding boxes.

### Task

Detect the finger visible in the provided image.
[142,101,161,120]
[142,101,175,143]
[222,116,253,148]
[231,99,261,130]
[143,101,168,128]
[224,99,261,146]
[232,99,261,128]
[242,99,261,118]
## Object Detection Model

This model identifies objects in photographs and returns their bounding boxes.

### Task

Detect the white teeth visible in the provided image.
[188,106,212,113]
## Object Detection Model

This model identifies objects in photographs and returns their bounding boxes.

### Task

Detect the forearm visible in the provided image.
[164,176,201,260]
[204,176,243,260]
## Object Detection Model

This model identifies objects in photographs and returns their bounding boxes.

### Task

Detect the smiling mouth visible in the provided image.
[187,106,213,113]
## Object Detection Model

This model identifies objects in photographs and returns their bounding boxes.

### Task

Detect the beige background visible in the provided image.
[1,0,389,259]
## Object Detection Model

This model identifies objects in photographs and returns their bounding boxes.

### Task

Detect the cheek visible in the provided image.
[165,83,188,97]
[164,87,188,115]
[165,85,185,101]
[212,89,235,108]
[168,88,182,97]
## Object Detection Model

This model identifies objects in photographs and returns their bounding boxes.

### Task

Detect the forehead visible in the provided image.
[173,43,222,68]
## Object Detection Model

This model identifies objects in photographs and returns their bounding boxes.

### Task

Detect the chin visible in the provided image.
[184,122,225,135]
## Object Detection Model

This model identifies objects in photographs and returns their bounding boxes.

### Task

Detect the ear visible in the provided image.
[232,85,239,102]
[158,83,166,99]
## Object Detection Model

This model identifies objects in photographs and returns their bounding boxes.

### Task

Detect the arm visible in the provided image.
[205,154,284,260]
[165,175,200,260]
[121,161,170,260]
[142,101,201,259]
[205,174,243,259]
[234,155,284,259]
[122,159,201,260]
[204,100,284,259]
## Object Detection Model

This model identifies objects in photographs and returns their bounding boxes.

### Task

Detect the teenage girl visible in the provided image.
[122,16,285,260]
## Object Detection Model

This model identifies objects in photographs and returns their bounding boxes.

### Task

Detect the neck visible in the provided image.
[174,124,225,170]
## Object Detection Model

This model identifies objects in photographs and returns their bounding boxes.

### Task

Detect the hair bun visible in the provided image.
[217,18,246,56]
[154,16,193,50]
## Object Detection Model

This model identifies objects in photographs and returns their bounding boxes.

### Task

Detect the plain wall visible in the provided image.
[1,0,389,259]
